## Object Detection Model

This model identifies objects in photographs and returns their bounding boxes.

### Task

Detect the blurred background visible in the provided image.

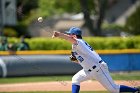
[0,0,140,38]
[0,0,140,85]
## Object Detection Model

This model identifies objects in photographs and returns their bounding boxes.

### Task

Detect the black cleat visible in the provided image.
[136,86,140,93]
[133,86,140,93]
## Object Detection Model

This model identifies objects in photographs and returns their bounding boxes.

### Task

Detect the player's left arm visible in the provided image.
[52,31,77,44]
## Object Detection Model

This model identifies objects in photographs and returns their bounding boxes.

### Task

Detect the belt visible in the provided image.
[88,60,103,72]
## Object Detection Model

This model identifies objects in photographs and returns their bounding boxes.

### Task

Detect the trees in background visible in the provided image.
[15,0,140,36]
[80,0,95,36]
[124,5,140,35]
[80,0,107,36]
[16,0,107,36]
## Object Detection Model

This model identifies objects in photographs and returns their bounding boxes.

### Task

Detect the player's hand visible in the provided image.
[69,55,78,63]
[52,31,60,38]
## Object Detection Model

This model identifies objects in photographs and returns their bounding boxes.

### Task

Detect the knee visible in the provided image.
[108,88,118,93]
[108,84,120,93]
[72,75,80,85]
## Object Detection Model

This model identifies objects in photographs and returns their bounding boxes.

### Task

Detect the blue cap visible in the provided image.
[66,27,82,35]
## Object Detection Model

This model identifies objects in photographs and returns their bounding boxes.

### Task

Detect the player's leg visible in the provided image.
[72,69,91,93]
[94,62,139,93]
[93,62,120,93]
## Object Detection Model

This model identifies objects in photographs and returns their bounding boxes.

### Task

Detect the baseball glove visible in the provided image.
[69,55,78,63]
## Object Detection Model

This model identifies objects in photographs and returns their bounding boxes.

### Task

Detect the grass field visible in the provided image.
[0,72,140,84]
[0,72,139,93]
[1,91,108,93]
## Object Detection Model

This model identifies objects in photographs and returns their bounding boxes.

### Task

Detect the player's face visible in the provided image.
[69,34,77,38]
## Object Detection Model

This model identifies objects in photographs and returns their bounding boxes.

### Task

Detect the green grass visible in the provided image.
[0,75,72,84]
[0,72,140,84]
[111,72,140,80]
[1,91,108,93]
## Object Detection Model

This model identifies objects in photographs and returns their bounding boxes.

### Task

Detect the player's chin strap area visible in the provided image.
[88,60,103,72]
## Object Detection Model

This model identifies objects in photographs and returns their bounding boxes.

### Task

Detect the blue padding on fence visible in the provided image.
[100,54,140,71]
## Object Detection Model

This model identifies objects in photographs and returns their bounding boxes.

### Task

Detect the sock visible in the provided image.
[120,85,139,92]
[72,84,80,93]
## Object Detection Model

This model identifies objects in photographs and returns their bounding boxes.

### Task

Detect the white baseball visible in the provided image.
[38,17,43,22]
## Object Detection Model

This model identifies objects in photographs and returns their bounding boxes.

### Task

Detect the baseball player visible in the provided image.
[52,27,140,93]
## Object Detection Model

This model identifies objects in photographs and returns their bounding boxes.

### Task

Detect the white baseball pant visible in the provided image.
[72,62,120,93]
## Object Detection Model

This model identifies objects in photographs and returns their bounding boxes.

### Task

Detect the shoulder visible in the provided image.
[77,39,85,43]
[74,39,85,46]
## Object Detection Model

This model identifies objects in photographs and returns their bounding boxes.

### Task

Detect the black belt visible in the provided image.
[88,60,103,72]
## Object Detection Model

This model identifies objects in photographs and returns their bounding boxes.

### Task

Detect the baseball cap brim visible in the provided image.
[65,31,71,34]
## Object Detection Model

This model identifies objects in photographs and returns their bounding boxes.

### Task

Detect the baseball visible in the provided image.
[38,17,43,22]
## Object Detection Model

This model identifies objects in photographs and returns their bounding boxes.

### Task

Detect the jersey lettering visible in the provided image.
[84,42,93,51]
[71,52,78,57]
[77,56,84,62]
